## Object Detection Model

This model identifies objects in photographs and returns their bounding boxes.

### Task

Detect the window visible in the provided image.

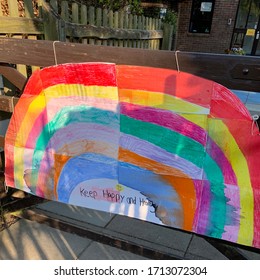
[189,0,215,33]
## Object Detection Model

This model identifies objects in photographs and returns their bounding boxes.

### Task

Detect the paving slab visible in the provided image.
[184,235,228,260]
[106,214,192,256]
[0,219,91,260]
[78,241,148,260]
[36,201,114,227]
[237,247,260,260]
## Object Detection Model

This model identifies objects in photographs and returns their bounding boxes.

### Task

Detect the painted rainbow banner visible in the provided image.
[4,63,260,248]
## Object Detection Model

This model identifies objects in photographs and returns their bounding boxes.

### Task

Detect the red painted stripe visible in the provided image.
[117,65,176,94]
[29,63,117,96]
[210,83,251,120]
[116,65,213,107]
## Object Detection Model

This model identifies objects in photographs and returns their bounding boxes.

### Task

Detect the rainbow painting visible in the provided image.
[4,63,260,248]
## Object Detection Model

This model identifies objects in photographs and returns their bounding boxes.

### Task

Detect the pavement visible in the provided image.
[1,199,260,260]
[0,89,260,260]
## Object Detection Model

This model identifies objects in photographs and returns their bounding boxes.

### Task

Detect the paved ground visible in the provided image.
[1,199,260,260]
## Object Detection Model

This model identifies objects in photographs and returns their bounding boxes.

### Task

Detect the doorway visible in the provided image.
[231,0,260,55]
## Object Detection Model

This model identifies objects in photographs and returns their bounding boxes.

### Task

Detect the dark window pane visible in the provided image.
[189,0,215,33]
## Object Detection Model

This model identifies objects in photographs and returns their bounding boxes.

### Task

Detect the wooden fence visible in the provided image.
[48,0,168,49]
[0,0,174,80]
[0,0,173,50]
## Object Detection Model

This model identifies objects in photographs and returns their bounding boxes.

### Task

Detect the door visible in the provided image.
[232,0,260,55]
[252,18,260,55]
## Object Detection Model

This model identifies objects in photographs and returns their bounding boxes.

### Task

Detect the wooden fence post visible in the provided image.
[161,23,174,51]
[42,0,60,41]
[58,19,66,42]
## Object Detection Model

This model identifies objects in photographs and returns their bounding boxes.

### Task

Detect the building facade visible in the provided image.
[175,0,260,55]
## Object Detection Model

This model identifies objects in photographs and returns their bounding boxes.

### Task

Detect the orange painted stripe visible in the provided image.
[119,147,196,231]
[53,153,72,199]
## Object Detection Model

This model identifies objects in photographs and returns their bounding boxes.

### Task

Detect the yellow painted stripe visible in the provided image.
[14,146,27,190]
[208,118,253,244]
[43,84,118,100]
[119,89,209,115]
[181,114,208,129]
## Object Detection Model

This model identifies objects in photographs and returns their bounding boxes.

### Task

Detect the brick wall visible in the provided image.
[175,0,240,53]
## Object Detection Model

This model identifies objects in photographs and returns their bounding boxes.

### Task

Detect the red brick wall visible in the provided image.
[175,0,240,53]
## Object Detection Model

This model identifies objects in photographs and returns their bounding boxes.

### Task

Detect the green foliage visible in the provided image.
[81,0,143,14]
[162,10,178,31]
[129,0,143,15]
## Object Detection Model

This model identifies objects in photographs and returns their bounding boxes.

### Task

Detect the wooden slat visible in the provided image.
[72,2,79,24]
[0,64,27,90]
[88,6,95,25]
[102,8,108,27]
[28,35,41,73]
[161,23,174,50]
[24,0,35,18]
[0,135,4,149]
[65,23,163,40]
[0,96,19,112]
[0,17,44,34]
[61,1,69,22]
[88,6,95,45]
[41,0,60,41]
[81,5,87,25]
[0,38,259,91]
[96,8,102,27]
[12,35,28,78]
[50,0,58,13]
[7,0,19,17]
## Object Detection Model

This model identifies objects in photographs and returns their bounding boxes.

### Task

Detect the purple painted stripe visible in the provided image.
[195,180,211,235]
[222,184,240,242]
